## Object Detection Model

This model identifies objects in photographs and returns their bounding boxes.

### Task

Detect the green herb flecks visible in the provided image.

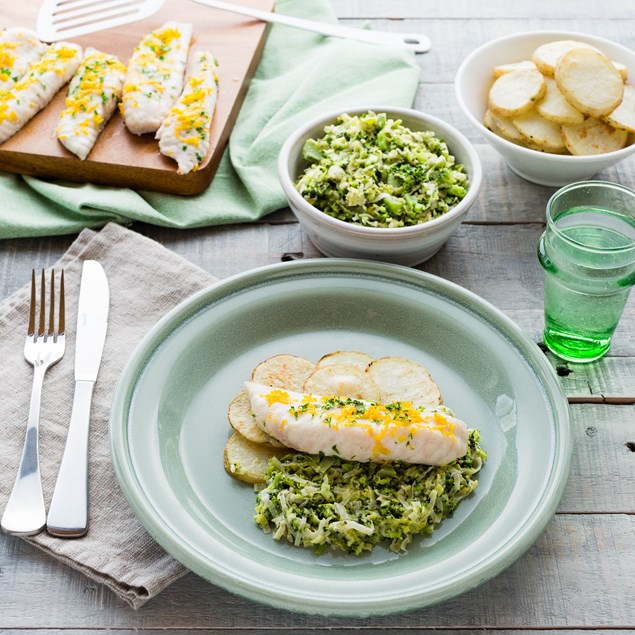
[254,429,486,555]
[294,111,469,228]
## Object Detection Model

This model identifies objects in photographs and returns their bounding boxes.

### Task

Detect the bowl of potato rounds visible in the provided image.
[455,31,635,186]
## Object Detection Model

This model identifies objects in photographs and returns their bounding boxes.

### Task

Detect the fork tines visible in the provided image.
[29,269,65,342]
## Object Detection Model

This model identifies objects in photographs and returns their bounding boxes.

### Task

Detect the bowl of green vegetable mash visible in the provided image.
[278,108,482,266]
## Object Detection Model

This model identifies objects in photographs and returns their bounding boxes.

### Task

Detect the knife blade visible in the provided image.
[46,260,109,538]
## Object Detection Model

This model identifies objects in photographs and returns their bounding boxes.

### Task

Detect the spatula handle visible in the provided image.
[190,0,431,53]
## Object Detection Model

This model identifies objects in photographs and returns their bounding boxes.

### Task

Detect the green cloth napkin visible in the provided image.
[0,0,420,239]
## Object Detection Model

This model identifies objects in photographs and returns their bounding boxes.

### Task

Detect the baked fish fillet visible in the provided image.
[120,21,192,135]
[156,51,219,174]
[56,48,126,160]
[244,382,470,466]
[0,27,48,91]
[0,42,82,145]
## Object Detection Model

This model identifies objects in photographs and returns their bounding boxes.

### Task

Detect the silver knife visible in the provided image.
[46,260,109,538]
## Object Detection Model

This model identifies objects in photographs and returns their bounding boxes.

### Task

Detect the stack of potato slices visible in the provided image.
[224,351,443,483]
[485,39,634,155]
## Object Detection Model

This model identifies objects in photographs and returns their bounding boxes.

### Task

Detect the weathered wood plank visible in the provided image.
[1,514,633,628]
[139,222,553,310]
[501,308,635,358]
[337,18,635,85]
[1,4,635,630]
[4,632,635,635]
[1,142,633,252]
[1,632,633,635]
[560,404,635,512]
[557,358,635,398]
[139,222,556,315]
[4,223,635,353]
[332,0,635,19]
[166,144,635,227]
[0,233,76,298]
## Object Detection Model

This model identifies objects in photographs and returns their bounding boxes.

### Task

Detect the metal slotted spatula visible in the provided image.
[37,0,431,53]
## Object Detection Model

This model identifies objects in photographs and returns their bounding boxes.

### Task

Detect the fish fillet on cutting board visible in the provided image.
[0,0,273,194]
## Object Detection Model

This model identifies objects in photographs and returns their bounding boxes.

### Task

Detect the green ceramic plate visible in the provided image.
[110,259,571,616]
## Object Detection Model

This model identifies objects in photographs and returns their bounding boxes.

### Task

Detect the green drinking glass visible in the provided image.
[537,180,635,363]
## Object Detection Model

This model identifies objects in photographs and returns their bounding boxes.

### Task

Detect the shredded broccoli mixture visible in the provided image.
[294,111,469,228]
[254,430,485,555]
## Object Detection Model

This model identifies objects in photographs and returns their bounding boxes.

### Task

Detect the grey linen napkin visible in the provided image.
[0,222,217,608]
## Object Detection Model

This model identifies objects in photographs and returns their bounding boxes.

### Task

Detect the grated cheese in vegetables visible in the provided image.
[254,429,486,554]
[295,111,469,228]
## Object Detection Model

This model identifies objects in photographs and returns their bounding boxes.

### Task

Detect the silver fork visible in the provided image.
[1,269,66,536]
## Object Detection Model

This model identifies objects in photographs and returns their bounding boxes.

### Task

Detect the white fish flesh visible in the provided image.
[56,48,126,160]
[0,41,82,145]
[0,27,47,91]
[244,382,470,466]
[156,50,219,174]
[121,21,192,135]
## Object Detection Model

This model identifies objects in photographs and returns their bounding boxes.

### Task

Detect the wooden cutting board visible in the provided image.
[0,0,274,194]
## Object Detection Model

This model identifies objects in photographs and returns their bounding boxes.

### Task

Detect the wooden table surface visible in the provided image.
[2,0,635,632]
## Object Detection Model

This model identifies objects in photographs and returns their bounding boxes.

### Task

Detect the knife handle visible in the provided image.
[46,380,94,538]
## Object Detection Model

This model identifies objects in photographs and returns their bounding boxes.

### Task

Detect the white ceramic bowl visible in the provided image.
[455,31,635,186]
[278,107,482,267]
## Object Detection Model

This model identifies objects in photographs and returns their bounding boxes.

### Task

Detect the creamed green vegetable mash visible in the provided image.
[255,430,485,554]
[294,111,469,228]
